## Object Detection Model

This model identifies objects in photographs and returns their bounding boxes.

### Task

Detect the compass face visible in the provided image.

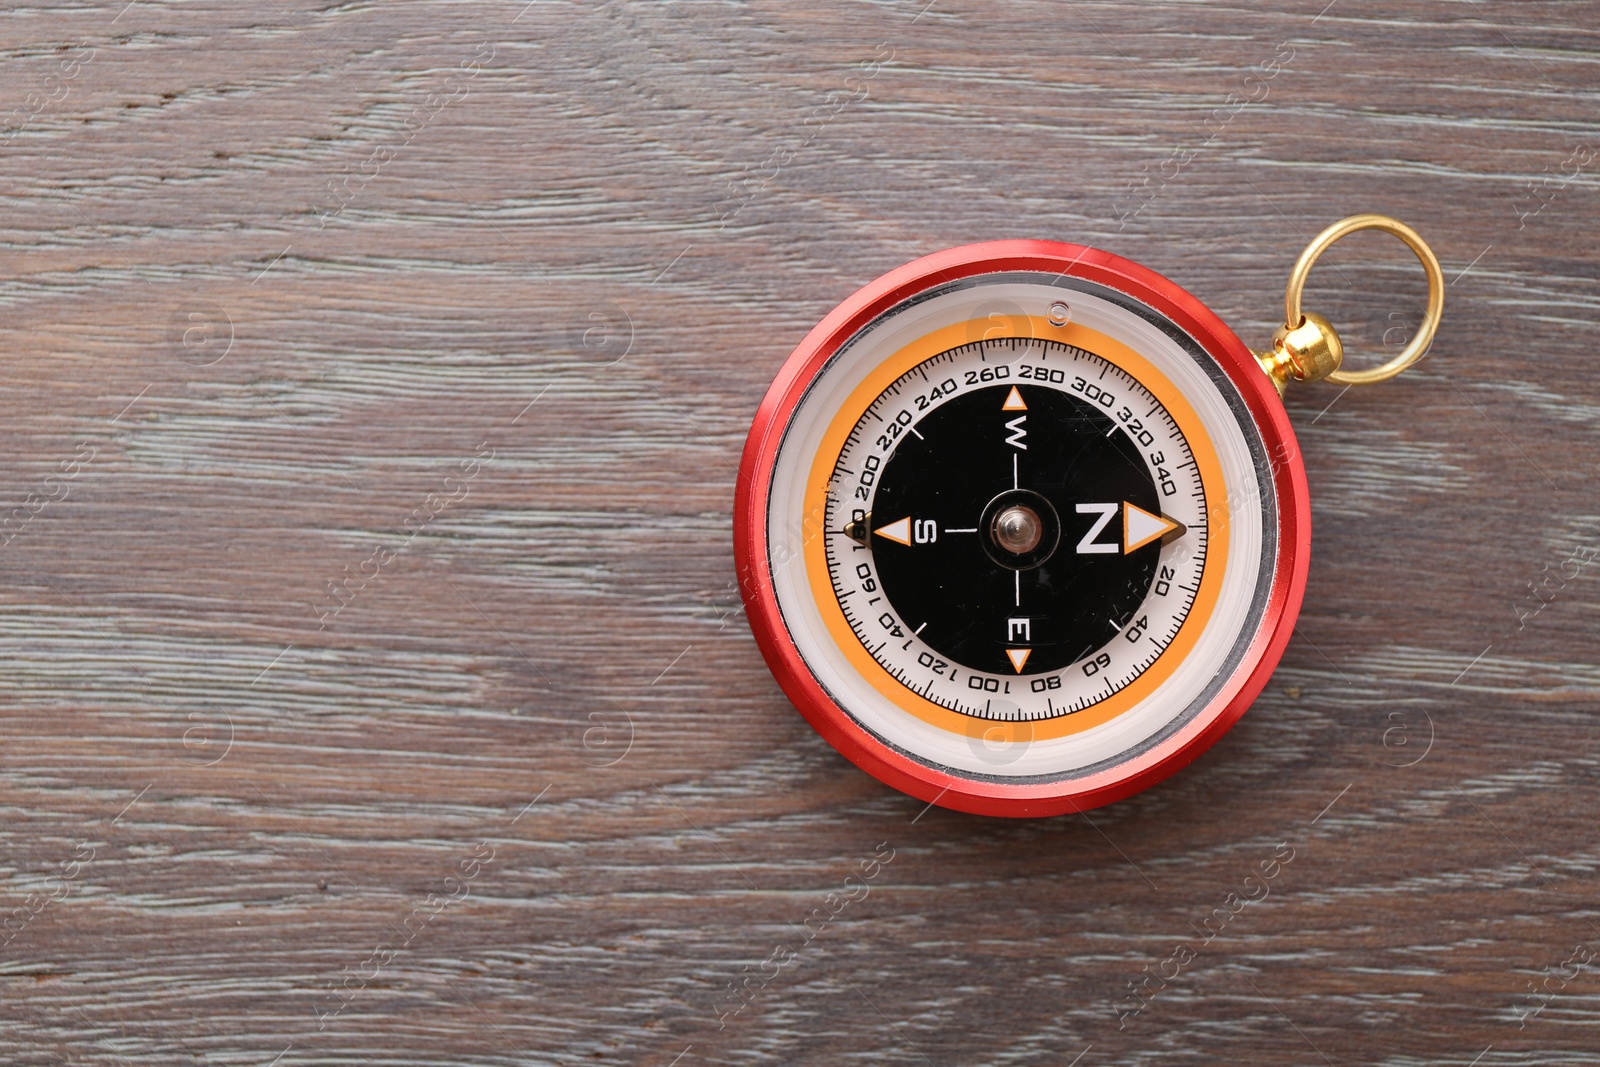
[737,243,1309,817]
[839,349,1196,699]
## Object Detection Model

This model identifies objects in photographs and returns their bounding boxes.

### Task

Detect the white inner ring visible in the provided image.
[767,280,1268,779]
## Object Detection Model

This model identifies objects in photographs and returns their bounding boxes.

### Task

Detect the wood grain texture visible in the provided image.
[0,0,1597,1063]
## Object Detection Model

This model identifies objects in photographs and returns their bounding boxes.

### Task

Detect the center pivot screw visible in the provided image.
[991,505,1043,555]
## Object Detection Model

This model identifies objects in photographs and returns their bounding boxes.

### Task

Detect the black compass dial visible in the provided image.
[868,383,1163,675]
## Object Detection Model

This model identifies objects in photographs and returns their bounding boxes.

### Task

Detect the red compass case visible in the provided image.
[736,240,1313,817]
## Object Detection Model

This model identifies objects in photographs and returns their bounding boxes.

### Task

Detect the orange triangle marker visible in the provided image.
[874,517,912,546]
[1002,386,1027,411]
[1123,502,1185,553]
[1005,648,1031,673]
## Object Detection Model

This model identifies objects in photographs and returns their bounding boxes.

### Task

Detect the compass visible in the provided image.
[736,219,1443,817]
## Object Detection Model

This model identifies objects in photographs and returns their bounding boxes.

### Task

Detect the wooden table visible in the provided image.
[3,2,1597,1063]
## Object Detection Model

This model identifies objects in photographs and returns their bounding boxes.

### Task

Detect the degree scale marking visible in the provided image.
[820,337,1209,722]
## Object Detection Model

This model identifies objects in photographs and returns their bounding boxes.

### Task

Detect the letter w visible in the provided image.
[1005,415,1027,450]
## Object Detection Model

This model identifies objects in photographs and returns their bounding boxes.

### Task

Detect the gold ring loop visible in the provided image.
[1283,214,1444,386]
